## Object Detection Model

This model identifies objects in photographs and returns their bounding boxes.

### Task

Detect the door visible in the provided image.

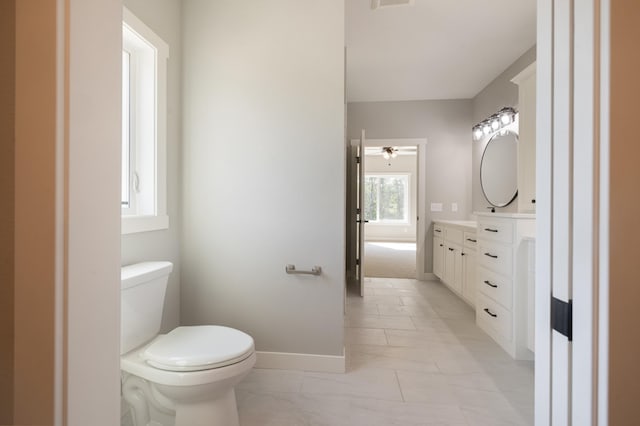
[536,1,607,424]
[355,129,367,296]
[462,250,476,306]
[433,235,444,279]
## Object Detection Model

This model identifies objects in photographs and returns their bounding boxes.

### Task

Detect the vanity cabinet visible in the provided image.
[433,221,477,307]
[475,213,535,359]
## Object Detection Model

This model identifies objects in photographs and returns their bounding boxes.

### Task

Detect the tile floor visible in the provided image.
[237,277,534,426]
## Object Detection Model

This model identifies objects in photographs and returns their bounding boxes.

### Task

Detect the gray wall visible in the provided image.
[472,46,536,213]
[121,0,182,333]
[181,0,345,356]
[348,100,473,273]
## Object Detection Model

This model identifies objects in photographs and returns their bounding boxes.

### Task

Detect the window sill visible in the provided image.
[122,215,169,235]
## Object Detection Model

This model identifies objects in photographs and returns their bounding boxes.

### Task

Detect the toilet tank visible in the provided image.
[121,261,173,355]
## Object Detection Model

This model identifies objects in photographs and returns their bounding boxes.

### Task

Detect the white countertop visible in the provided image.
[473,212,536,219]
[434,220,477,231]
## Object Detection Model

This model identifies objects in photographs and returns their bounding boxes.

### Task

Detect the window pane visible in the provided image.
[379,176,406,221]
[364,174,409,223]
[122,50,130,207]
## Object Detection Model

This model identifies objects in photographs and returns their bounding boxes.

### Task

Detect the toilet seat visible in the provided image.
[141,326,254,372]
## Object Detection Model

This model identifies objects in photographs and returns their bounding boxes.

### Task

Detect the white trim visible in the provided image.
[598,0,610,422]
[511,62,537,85]
[419,273,437,281]
[255,350,346,373]
[535,0,553,424]
[121,7,169,235]
[122,215,169,235]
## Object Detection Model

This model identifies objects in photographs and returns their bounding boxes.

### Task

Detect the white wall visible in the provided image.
[472,46,536,213]
[120,0,182,334]
[347,100,472,274]
[181,0,345,356]
[66,0,122,423]
[364,154,417,242]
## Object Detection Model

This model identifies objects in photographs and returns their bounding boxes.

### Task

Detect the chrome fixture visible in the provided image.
[472,107,517,141]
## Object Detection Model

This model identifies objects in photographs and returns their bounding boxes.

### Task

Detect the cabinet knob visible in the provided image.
[439,244,443,247]
[461,252,466,256]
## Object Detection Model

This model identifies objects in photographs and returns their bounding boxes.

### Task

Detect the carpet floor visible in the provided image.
[364,241,416,279]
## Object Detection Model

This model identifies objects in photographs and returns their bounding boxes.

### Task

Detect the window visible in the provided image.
[121,8,169,234]
[364,174,410,224]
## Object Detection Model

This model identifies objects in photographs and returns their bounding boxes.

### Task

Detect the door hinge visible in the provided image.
[356,156,361,164]
[551,297,573,341]
[357,208,361,214]
[356,258,360,266]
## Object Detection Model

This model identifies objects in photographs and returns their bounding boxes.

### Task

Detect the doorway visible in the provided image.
[362,145,418,279]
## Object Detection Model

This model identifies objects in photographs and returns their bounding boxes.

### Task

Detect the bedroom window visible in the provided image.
[364,174,410,224]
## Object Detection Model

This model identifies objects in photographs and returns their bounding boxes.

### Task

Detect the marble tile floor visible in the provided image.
[237,277,534,426]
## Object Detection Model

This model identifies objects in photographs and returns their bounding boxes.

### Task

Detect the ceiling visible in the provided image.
[346,0,536,103]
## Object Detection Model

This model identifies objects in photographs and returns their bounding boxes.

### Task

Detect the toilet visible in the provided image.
[120,262,255,426]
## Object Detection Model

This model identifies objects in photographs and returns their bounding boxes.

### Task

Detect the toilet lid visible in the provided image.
[142,326,254,372]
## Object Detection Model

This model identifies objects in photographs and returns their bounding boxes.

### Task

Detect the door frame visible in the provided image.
[535,0,610,424]
[350,138,427,281]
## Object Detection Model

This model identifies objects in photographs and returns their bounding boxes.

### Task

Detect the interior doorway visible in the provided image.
[362,145,418,279]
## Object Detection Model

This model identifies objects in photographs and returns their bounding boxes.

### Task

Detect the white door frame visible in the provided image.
[535,0,609,424]
[355,138,427,280]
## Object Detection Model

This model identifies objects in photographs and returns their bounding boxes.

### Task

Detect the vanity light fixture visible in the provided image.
[472,107,517,141]
[382,146,398,160]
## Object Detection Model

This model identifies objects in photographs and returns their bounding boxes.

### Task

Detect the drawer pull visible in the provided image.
[439,244,443,247]
[484,280,498,288]
[448,247,455,252]
[466,238,477,243]
[435,229,442,233]
[484,228,499,233]
[484,253,498,259]
[484,308,498,318]
[461,252,466,256]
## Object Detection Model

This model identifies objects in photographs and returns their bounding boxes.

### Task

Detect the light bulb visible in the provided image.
[473,127,483,141]
[483,124,491,135]
[391,150,398,158]
[491,119,500,131]
[500,112,512,125]
[383,151,390,160]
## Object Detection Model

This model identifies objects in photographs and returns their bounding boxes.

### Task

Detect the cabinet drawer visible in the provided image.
[444,227,464,245]
[478,241,512,277]
[477,292,512,342]
[477,266,512,310]
[478,219,513,243]
[463,231,477,250]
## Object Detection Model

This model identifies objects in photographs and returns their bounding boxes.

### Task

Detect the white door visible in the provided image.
[355,129,367,296]
[536,1,608,424]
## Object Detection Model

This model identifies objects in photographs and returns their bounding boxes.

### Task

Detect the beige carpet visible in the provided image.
[364,241,416,279]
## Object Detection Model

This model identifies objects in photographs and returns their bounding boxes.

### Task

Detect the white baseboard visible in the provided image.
[255,349,345,373]
[416,272,437,281]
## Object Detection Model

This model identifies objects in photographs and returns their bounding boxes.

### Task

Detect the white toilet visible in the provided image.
[120,261,255,426]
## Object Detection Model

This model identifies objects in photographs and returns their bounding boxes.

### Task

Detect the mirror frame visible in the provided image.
[480,130,519,208]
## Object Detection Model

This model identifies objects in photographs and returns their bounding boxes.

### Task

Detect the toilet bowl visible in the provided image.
[120,262,255,426]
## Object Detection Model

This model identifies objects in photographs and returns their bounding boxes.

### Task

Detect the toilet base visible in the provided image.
[174,389,239,426]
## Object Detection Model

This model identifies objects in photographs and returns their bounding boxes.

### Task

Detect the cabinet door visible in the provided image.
[433,236,444,279]
[444,244,462,294]
[462,250,477,306]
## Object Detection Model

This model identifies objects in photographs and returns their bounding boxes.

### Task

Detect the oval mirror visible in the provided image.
[480,130,518,207]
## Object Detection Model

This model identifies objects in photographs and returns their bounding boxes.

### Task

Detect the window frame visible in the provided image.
[364,172,411,225]
[121,7,169,235]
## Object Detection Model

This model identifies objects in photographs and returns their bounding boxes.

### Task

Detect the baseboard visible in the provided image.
[417,272,437,281]
[255,349,345,373]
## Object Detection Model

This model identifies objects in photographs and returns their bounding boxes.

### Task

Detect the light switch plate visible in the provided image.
[430,203,443,212]
[451,203,458,212]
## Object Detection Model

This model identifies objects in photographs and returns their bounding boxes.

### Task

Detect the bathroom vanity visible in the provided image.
[433,220,478,307]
